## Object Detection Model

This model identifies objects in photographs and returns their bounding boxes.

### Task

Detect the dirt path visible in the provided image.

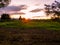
[0,28,60,45]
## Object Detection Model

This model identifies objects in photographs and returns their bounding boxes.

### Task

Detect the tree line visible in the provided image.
[44,1,60,21]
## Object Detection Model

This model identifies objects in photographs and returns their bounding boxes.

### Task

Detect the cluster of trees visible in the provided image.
[0,14,11,21]
[0,0,11,21]
[0,0,25,22]
[44,1,60,20]
[0,14,23,22]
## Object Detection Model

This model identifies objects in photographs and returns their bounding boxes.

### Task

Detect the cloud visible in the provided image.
[30,8,43,12]
[10,12,25,15]
[0,5,28,11]
[0,6,21,12]
[35,4,40,6]
[4,6,21,11]
[19,12,25,15]
[19,5,28,10]
[0,5,28,14]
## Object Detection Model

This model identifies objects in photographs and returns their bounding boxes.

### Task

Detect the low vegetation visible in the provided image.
[0,19,60,30]
[0,20,60,45]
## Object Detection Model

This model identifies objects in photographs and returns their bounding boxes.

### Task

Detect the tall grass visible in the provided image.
[0,20,60,30]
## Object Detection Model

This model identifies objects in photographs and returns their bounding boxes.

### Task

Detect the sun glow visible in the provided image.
[19,5,47,19]
[10,11,51,19]
[21,9,47,19]
[10,10,52,19]
[9,5,52,19]
[10,14,20,19]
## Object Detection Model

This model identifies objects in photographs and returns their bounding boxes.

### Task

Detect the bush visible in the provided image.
[51,17,60,22]
[1,14,11,21]
[19,16,22,20]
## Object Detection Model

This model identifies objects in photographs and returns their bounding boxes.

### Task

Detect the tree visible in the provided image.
[19,16,22,20]
[0,0,11,21]
[52,1,60,18]
[0,0,11,8]
[44,1,60,19]
[1,14,11,21]
[44,4,51,16]
[55,1,60,8]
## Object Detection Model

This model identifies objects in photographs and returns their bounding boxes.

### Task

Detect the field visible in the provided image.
[0,20,60,30]
[0,20,60,45]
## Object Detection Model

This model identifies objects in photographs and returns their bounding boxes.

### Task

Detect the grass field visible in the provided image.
[0,20,60,45]
[0,20,60,30]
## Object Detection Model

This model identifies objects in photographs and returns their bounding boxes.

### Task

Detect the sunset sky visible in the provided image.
[0,0,60,19]
[9,0,55,8]
[10,0,54,5]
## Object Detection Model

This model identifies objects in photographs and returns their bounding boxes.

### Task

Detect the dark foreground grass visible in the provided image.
[0,20,60,45]
[0,20,60,30]
[0,27,60,45]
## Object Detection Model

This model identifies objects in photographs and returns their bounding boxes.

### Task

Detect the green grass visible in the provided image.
[0,20,60,45]
[0,20,60,30]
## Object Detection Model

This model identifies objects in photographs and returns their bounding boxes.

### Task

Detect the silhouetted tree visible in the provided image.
[52,1,60,19]
[1,14,11,21]
[19,16,22,20]
[44,4,51,16]
[0,0,11,8]
[0,0,11,21]
[44,1,60,20]
[55,1,60,8]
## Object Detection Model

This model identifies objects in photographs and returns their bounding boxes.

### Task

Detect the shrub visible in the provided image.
[1,14,11,21]
[51,17,60,22]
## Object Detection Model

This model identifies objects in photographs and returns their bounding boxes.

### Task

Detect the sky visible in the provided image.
[0,0,60,19]
[9,0,55,8]
[0,0,60,12]
[10,0,55,5]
